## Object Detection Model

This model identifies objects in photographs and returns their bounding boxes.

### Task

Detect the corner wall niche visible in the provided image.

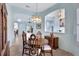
[45,9,65,33]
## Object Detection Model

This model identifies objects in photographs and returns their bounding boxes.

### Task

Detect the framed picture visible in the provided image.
[36,23,41,29]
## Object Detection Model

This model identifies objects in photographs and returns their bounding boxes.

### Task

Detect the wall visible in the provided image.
[42,3,79,55]
[6,4,44,46]
[6,3,79,55]
[6,4,34,46]
[74,7,79,56]
[6,4,15,46]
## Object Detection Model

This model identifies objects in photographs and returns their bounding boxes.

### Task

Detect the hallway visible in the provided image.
[10,34,23,56]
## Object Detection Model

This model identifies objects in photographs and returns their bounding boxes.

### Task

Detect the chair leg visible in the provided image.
[29,49,31,56]
[40,50,42,56]
[44,51,45,56]
[28,49,30,56]
[39,52,42,56]
[51,50,53,56]
[37,49,39,56]
[22,48,24,56]
[39,50,42,56]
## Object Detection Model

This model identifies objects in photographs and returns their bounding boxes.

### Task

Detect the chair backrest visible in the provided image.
[27,32,32,42]
[22,31,27,45]
[36,31,42,39]
[29,34,36,46]
[36,31,42,48]
[43,39,48,45]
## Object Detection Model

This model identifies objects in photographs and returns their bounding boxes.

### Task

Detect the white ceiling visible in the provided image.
[8,3,56,12]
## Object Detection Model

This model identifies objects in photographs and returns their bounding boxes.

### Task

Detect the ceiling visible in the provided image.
[8,3,56,12]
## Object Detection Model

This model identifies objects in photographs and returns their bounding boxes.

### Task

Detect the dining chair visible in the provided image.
[22,31,30,56]
[41,38,53,56]
[35,31,42,55]
[29,34,37,56]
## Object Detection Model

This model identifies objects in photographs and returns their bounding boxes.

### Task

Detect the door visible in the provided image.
[0,3,8,56]
[0,3,3,55]
[2,4,7,49]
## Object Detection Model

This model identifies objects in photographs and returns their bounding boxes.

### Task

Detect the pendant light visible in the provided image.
[32,3,41,23]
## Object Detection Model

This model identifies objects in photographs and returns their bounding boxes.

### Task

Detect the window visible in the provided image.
[14,22,19,31]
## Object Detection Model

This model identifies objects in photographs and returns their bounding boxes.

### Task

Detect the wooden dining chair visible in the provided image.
[22,31,30,56]
[35,31,42,56]
[41,38,53,56]
[29,34,37,56]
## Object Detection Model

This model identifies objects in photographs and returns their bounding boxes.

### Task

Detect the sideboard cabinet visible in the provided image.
[45,36,59,49]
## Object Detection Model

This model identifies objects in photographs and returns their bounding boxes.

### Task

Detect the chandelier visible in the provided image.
[32,3,41,23]
[32,16,41,23]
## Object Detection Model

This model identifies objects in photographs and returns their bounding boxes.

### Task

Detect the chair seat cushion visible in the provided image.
[42,44,52,50]
[24,44,30,48]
